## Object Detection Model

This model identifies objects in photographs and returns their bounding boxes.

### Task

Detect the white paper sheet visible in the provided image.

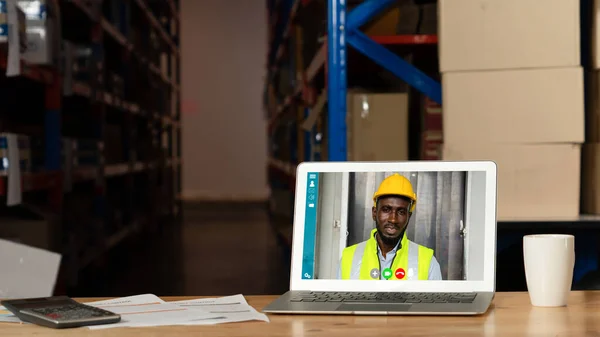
[169,294,270,325]
[84,294,218,330]
[0,239,61,299]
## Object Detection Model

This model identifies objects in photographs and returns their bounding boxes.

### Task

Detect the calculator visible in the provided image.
[1,296,121,329]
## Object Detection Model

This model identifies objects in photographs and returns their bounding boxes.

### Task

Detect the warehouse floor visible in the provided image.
[70,203,291,297]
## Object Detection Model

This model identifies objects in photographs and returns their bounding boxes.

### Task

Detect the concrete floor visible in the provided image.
[70,203,291,297]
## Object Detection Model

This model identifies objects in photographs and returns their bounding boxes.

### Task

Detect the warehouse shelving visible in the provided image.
[265,0,600,291]
[265,0,439,187]
[0,0,181,294]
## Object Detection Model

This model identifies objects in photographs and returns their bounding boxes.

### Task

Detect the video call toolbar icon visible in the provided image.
[370,268,380,279]
[307,174,317,208]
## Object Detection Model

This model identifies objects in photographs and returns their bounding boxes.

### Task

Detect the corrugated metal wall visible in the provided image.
[346,171,466,280]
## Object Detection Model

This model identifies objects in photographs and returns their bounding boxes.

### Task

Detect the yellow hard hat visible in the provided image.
[372,173,417,212]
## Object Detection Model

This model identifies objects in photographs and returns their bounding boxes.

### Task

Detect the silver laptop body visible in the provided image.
[263,161,498,315]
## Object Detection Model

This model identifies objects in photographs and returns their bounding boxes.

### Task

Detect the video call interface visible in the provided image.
[300,170,488,282]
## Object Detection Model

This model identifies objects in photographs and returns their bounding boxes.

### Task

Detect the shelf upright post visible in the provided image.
[327,0,347,161]
[44,73,62,211]
[174,5,182,220]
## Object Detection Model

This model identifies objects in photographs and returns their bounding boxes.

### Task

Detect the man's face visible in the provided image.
[372,196,411,242]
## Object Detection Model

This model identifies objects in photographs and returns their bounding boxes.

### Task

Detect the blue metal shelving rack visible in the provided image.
[326,0,442,161]
[266,0,441,168]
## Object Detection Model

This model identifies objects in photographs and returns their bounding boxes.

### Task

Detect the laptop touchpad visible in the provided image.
[337,303,412,312]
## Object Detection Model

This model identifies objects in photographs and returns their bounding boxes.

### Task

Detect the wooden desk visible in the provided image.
[1,291,599,336]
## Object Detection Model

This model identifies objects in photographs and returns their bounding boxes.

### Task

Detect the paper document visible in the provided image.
[0,294,269,328]
[85,294,217,330]
[0,306,21,323]
[169,294,270,325]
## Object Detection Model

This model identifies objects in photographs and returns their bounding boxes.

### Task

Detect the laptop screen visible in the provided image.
[299,170,488,282]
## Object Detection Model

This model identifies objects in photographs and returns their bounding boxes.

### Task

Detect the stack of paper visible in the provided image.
[0,294,269,329]
[0,306,21,323]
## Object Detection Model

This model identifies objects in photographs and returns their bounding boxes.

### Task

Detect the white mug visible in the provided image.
[523,234,575,307]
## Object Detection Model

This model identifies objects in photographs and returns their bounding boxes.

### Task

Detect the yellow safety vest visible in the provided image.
[340,228,434,280]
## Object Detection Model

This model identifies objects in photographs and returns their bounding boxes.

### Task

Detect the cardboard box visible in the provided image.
[582,143,600,214]
[353,1,419,36]
[363,5,403,35]
[442,143,581,220]
[439,0,580,72]
[347,92,409,161]
[442,67,584,144]
[19,0,61,65]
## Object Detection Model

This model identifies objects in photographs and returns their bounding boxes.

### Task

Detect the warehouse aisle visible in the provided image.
[71,203,290,297]
[179,203,290,296]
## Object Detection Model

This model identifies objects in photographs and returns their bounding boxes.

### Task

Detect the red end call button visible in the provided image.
[395,268,406,279]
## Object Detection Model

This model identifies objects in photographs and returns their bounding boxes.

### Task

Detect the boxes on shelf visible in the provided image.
[61,40,97,95]
[346,91,409,161]
[18,0,61,66]
[442,67,584,144]
[62,138,100,167]
[347,0,436,36]
[0,1,27,53]
[32,137,99,172]
[0,133,33,174]
[442,143,581,220]
[438,0,580,72]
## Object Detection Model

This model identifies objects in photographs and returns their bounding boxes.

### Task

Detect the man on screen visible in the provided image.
[339,173,443,280]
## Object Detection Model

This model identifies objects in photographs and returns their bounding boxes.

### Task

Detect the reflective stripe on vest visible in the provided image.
[340,229,434,280]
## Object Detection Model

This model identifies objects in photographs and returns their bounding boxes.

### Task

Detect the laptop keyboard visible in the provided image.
[291,292,477,304]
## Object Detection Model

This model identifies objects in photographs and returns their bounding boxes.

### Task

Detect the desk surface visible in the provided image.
[1,291,599,336]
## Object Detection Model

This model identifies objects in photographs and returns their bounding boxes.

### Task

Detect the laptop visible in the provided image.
[263,160,497,315]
